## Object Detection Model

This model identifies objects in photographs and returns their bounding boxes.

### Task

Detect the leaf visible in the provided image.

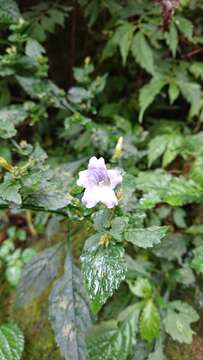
[27,188,72,210]
[163,301,199,344]
[0,105,27,139]
[139,78,165,122]
[110,217,129,241]
[0,0,20,22]
[119,23,135,65]
[131,32,155,75]
[162,134,182,167]
[165,21,178,57]
[128,278,152,299]
[87,320,131,360]
[168,81,180,104]
[178,80,201,117]
[148,135,168,166]
[190,62,203,81]
[81,243,127,313]
[164,177,202,206]
[0,323,24,360]
[191,245,203,274]
[0,179,22,205]
[175,16,193,40]
[16,243,64,306]
[125,226,167,249]
[49,251,92,360]
[147,341,164,360]
[25,38,45,60]
[140,300,161,342]
[153,234,187,262]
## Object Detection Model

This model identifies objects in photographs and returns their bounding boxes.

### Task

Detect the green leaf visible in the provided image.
[147,341,164,360]
[49,252,92,360]
[139,78,165,122]
[191,245,203,274]
[131,32,155,75]
[173,208,187,228]
[153,234,187,262]
[25,38,45,60]
[175,16,193,40]
[190,62,203,81]
[148,135,168,166]
[168,81,180,104]
[87,320,131,360]
[162,134,182,167]
[178,80,201,117]
[0,106,27,139]
[0,0,20,22]
[128,278,152,299]
[163,301,199,344]
[0,179,22,205]
[165,21,178,57]
[164,177,202,206]
[140,300,161,342]
[119,23,135,65]
[16,243,64,306]
[27,188,72,210]
[125,226,167,249]
[110,217,129,241]
[0,323,24,360]
[81,243,127,313]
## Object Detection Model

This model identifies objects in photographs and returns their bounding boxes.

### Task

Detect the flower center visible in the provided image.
[88,167,109,185]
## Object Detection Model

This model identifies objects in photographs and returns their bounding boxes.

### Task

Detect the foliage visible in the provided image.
[0,0,203,359]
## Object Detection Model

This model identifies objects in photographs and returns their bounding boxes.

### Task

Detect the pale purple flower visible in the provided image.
[77,156,122,208]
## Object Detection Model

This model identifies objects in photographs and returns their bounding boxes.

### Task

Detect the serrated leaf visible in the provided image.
[148,135,168,166]
[16,243,64,306]
[175,16,193,40]
[128,278,152,299]
[139,78,165,122]
[0,106,27,139]
[153,234,187,262]
[27,188,72,210]
[164,177,202,206]
[110,217,129,241]
[81,243,127,313]
[163,301,199,344]
[87,320,131,360]
[25,38,45,60]
[0,179,22,205]
[49,251,92,360]
[191,245,203,274]
[140,300,160,342]
[165,21,178,57]
[0,323,24,360]
[178,80,201,117]
[162,134,182,167]
[168,81,179,104]
[125,226,167,249]
[119,23,135,65]
[0,0,20,21]
[131,32,155,75]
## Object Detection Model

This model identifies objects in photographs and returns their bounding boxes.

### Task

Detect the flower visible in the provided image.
[77,156,122,208]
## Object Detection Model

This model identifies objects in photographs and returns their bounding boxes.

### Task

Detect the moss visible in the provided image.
[10,287,62,360]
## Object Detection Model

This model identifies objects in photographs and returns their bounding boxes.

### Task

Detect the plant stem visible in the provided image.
[0,203,68,217]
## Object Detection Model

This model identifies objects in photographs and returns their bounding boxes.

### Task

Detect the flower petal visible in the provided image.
[107,170,122,189]
[82,187,100,208]
[77,170,88,187]
[88,156,106,170]
[97,185,118,208]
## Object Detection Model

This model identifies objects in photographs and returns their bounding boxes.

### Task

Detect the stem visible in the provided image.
[0,203,68,217]
[66,221,72,258]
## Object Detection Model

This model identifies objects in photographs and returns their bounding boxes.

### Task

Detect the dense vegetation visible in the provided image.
[1,1,203,359]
